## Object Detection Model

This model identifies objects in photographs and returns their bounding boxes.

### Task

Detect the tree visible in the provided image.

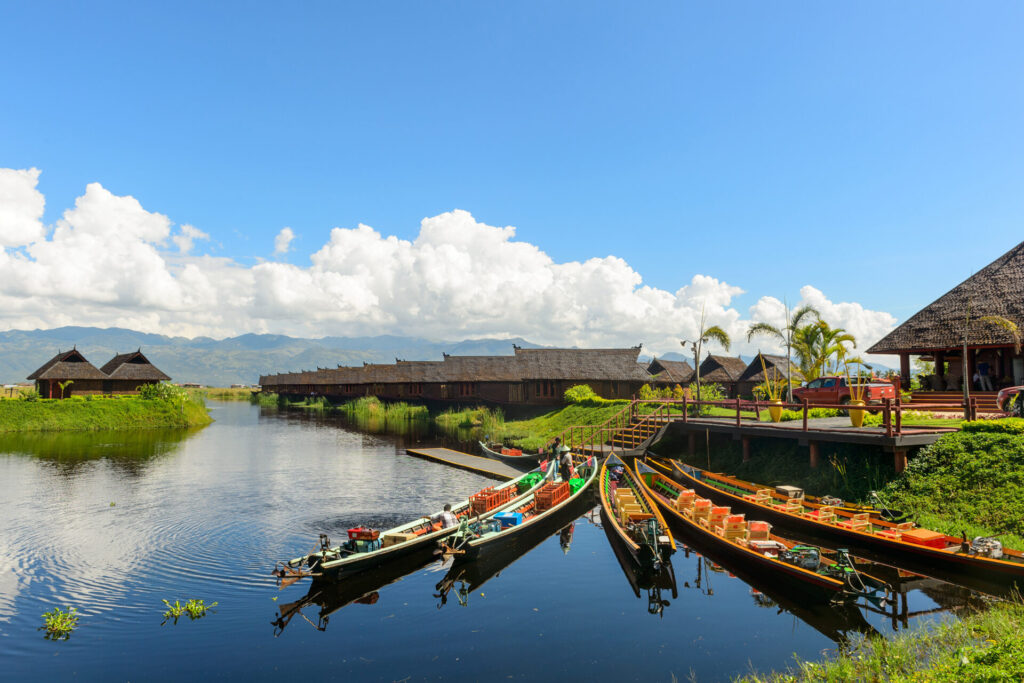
[747,302,818,403]
[681,305,731,406]
[813,322,857,376]
[790,320,856,379]
[58,380,73,399]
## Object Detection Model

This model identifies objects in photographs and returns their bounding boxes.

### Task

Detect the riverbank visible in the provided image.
[0,395,212,432]
[739,600,1024,681]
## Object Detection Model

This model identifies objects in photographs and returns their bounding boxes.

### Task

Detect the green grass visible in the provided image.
[251,391,281,407]
[340,396,429,421]
[198,387,254,401]
[738,600,1024,682]
[0,395,212,432]
[502,402,631,451]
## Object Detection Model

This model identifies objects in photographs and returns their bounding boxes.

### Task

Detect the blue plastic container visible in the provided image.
[494,511,523,528]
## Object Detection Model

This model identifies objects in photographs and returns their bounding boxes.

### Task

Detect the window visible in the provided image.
[459,382,475,396]
[823,378,836,388]
[534,381,556,397]
[408,383,423,396]
[807,379,823,389]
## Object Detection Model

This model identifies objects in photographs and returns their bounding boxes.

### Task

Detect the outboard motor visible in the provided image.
[970,536,1004,559]
[779,546,820,570]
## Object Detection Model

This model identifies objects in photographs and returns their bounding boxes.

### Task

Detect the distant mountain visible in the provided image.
[0,326,543,386]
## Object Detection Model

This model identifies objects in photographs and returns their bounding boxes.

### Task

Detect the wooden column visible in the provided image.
[894,448,908,474]
[809,441,819,469]
[688,433,696,457]
[742,436,751,463]
[899,353,911,388]
[934,351,945,386]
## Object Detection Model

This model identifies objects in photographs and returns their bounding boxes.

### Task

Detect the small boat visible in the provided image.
[634,460,888,601]
[439,455,599,561]
[600,502,678,617]
[599,453,675,571]
[664,458,1024,595]
[278,460,555,580]
[479,441,544,470]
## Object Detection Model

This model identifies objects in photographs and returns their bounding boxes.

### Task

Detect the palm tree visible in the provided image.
[791,323,823,380]
[813,322,857,376]
[58,380,73,399]
[681,305,731,405]
[747,302,819,403]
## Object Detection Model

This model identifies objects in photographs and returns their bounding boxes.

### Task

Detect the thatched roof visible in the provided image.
[696,355,747,383]
[738,353,793,382]
[27,349,107,381]
[647,358,694,385]
[868,239,1024,354]
[100,350,171,381]
[512,346,651,381]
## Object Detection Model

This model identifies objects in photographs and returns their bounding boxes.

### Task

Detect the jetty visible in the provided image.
[405,447,521,480]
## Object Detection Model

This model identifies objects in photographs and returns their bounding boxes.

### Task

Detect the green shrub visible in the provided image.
[564,384,597,403]
[777,407,842,422]
[22,389,40,402]
[687,382,726,415]
[962,418,1024,435]
[138,382,186,401]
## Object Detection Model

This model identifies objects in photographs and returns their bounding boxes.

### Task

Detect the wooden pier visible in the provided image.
[405,447,521,480]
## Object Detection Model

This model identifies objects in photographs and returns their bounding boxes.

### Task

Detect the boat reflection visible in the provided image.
[597,505,678,617]
[434,495,595,608]
[272,553,433,636]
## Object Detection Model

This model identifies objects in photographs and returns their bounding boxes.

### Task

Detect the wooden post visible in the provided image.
[682,395,688,423]
[934,351,945,387]
[735,398,741,426]
[742,436,750,463]
[688,432,696,457]
[883,398,892,437]
[802,398,809,431]
[809,441,819,468]
[894,448,908,474]
[895,396,902,436]
[900,353,911,389]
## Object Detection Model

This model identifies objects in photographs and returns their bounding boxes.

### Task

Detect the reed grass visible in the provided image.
[738,600,1024,682]
[340,396,430,421]
[199,387,254,401]
[0,395,212,432]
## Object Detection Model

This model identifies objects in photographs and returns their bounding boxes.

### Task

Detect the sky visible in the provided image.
[1,2,1022,362]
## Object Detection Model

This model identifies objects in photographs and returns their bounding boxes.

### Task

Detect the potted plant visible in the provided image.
[759,355,785,422]
[845,361,869,427]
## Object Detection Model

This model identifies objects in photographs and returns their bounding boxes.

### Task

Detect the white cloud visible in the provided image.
[0,167,46,247]
[0,168,899,358]
[172,224,210,254]
[274,227,295,255]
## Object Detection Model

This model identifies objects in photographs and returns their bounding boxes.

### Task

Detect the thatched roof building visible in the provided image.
[694,355,747,398]
[867,239,1024,389]
[738,353,793,383]
[646,357,694,385]
[100,350,171,383]
[28,349,107,383]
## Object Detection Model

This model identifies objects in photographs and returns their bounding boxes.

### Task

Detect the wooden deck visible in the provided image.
[405,447,521,481]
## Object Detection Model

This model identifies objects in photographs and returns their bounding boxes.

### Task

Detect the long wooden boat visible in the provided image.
[279,460,555,580]
[599,453,675,572]
[600,500,678,617]
[665,459,1024,595]
[634,460,888,601]
[439,455,599,561]
[479,441,544,470]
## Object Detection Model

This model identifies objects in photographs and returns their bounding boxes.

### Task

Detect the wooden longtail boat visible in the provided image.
[440,455,599,561]
[599,453,675,571]
[664,459,1024,595]
[479,441,544,470]
[634,460,888,601]
[601,501,678,617]
[280,460,555,580]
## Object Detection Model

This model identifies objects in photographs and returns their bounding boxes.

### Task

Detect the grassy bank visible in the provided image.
[739,600,1024,682]
[0,394,212,432]
[197,387,254,401]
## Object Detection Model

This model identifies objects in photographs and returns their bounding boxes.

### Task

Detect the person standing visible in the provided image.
[558,444,574,482]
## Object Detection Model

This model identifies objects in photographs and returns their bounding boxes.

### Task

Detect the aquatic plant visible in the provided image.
[40,606,79,640]
[162,598,218,624]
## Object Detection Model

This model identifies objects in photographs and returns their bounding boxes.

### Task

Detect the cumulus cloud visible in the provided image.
[0,168,899,359]
[274,227,295,255]
[172,224,210,254]
[0,167,46,246]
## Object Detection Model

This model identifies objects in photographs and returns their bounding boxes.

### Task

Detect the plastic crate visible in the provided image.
[494,511,523,528]
[536,482,570,511]
[348,527,379,541]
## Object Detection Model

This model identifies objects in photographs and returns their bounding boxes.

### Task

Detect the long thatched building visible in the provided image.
[867,239,1024,391]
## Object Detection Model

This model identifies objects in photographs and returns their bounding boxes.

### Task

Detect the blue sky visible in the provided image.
[0,2,1021,352]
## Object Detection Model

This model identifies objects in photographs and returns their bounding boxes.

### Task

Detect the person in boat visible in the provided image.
[546,437,562,459]
[432,504,459,529]
[558,444,574,482]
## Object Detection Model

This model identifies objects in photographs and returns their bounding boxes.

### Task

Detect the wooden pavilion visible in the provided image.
[27,349,108,398]
[867,239,1024,393]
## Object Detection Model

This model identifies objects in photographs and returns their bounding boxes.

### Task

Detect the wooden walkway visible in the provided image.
[405,447,521,481]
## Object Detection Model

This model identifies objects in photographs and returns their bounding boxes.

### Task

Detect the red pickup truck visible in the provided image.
[792,376,897,406]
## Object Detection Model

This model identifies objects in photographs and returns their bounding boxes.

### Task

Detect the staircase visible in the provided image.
[908,391,1001,413]
[561,401,674,458]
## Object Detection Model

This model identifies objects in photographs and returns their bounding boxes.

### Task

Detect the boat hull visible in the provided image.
[667,460,1024,596]
[479,442,543,470]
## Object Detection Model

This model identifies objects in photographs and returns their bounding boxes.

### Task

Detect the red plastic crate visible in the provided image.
[535,482,570,511]
[348,527,379,541]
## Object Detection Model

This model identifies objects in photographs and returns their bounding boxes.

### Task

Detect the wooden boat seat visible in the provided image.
[772,498,804,515]
[742,488,773,504]
[805,505,835,524]
[836,512,870,532]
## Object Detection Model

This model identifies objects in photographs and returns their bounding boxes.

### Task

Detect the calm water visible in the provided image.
[0,402,981,681]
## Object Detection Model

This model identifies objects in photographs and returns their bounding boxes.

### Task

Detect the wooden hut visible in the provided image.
[867,239,1024,392]
[646,357,694,387]
[27,349,107,398]
[99,350,171,394]
[694,354,748,398]
[737,353,793,398]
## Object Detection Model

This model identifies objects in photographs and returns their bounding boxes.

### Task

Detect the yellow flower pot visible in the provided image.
[848,400,866,427]
[767,400,784,423]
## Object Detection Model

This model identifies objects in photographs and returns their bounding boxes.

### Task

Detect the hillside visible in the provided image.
[0,327,542,387]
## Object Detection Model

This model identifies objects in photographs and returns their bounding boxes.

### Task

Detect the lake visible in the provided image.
[0,401,981,681]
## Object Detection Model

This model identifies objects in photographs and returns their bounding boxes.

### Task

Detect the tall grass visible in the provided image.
[739,600,1024,682]
[0,394,212,432]
[340,396,429,422]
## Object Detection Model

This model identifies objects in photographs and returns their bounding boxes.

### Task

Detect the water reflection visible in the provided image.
[0,427,199,473]
[596,506,679,617]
